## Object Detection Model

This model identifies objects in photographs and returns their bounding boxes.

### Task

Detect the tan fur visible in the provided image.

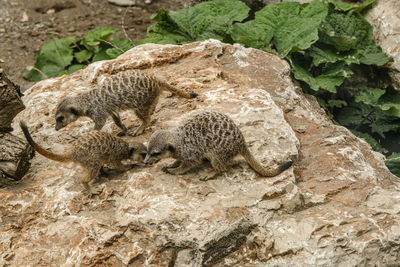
[144,111,292,180]
[20,121,147,195]
[55,69,198,136]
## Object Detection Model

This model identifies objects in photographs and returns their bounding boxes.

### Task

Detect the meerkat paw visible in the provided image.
[200,172,219,181]
[162,166,173,174]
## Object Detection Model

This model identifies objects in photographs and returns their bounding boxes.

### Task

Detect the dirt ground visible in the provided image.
[0,0,190,92]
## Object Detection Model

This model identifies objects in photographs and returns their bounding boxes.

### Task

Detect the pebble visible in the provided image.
[107,0,136,6]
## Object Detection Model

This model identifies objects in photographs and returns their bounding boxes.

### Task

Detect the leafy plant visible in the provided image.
[24,27,134,81]
[139,0,249,44]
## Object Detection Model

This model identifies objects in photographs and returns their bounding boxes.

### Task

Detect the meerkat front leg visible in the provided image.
[164,161,195,175]
[111,112,128,136]
[162,160,182,173]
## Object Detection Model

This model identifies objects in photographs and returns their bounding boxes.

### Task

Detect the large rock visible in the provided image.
[1,40,399,266]
[365,0,400,88]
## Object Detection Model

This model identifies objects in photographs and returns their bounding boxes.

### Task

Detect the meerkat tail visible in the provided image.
[160,81,198,99]
[241,147,293,177]
[19,121,72,163]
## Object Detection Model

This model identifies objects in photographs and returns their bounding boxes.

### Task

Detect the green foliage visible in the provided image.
[24,36,76,81]
[386,153,400,178]
[25,27,134,81]
[139,0,250,44]
[350,130,388,154]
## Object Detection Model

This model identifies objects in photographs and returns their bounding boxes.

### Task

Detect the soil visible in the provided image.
[0,0,190,92]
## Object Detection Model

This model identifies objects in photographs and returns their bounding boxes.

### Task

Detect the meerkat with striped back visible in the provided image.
[55,69,198,136]
[144,111,293,180]
[20,121,147,196]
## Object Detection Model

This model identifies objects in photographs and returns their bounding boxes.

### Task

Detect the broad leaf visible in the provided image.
[327,0,376,13]
[67,64,84,74]
[75,50,93,63]
[306,43,360,66]
[81,27,117,48]
[290,53,353,92]
[319,10,372,51]
[24,36,76,81]
[106,38,134,58]
[386,153,400,178]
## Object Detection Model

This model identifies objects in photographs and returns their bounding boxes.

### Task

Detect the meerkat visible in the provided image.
[144,111,293,180]
[54,69,198,136]
[20,121,147,195]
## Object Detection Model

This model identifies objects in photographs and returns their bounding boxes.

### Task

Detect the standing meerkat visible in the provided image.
[55,69,198,136]
[20,121,147,195]
[144,111,293,180]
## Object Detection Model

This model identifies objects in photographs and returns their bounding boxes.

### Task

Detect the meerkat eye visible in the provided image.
[167,145,175,153]
[151,152,161,157]
[70,107,79,116]
[56,116,64,123]
[129,148,136,155]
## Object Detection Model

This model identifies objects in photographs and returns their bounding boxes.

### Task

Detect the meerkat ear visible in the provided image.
[166,144,175,153]
[70,107,79,116]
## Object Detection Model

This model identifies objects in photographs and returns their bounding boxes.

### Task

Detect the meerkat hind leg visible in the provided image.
[200,156,233,181]
[130,96,159,136]
[80,166,103,196]
[111,113,128,136]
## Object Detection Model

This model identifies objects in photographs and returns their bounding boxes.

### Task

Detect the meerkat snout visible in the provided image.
[144,130,175,164]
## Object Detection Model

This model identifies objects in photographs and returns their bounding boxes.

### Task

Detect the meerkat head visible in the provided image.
[55,96,82,131]
[128,142,148,163]
[144,130,176,164]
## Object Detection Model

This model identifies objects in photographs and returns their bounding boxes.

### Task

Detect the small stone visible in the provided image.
[21,11,28,22]
[107,0,136,6]
[46,8,55,14]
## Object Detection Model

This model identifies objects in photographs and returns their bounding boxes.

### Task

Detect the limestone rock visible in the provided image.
[365,0,400,88]
[0,40,399,266]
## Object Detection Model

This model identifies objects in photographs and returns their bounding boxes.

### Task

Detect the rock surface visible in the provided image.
[365,0,400,88]
[1,40,399,266]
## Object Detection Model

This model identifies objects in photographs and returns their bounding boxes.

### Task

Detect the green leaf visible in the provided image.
[105,38,134,58]
[93,48,113,62]
[306,42,360,66]
[356,87,400,118]
[386,152,400,177]
[75,50,93,63]
[327,99,347,108]
[24,36,76,81]
[289,53,353,92]
[355,88,386,106]
[229,20,273,49]
[351,130,388,154]
[140,0,250,44]
[336,102,400,138]
[327,0,376,13]
[358,41,392,66]
[81,27,117,48]
[67,64,84,74]
[375,87,400,117]
[243,0,328,57]
[319,10,372,51]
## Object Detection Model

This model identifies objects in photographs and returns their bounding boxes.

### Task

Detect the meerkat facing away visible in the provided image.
[144,111,293,180]
[20,121,147,195]
[55,69,198,136]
